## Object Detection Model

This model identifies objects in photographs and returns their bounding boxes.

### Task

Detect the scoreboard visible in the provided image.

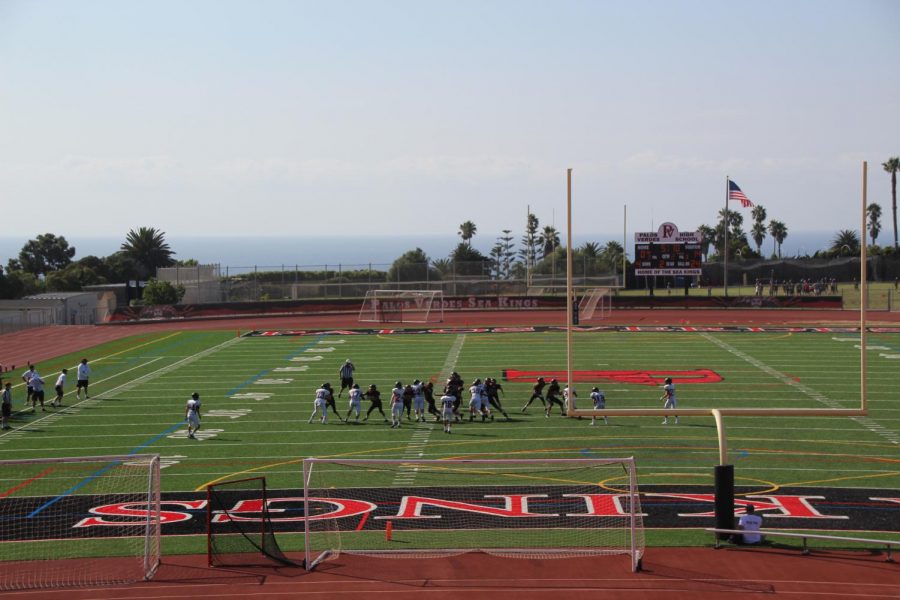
[634,222,702,276]
[634,242,702,276]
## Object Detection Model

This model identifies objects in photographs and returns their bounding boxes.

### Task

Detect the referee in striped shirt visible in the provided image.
[338,359,355,397]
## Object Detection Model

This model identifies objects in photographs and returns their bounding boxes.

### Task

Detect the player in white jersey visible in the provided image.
[390,381,404,428]
[75,358,91,400]
[185,392,202,439]
[21,365,36,406]
[468,379,490,422]
[344,383,363,422]
[590,387,608,425]
[660,377,678,424]
[52,369,67,408]
[308,383,333,424]
[440,393,456,433]
[411,379,425,422]
[28,371,46,413]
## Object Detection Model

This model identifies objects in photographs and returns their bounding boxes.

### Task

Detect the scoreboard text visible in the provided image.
[634,242,702,276]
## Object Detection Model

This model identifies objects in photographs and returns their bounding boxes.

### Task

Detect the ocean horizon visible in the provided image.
[1,230,843,271]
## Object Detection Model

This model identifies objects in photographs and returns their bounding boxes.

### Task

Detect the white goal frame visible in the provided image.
[302,457,643,572]
[0,454,161,591]
[358,289,444,324]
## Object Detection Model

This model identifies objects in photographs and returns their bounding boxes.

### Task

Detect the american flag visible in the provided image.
[728,180,754,208]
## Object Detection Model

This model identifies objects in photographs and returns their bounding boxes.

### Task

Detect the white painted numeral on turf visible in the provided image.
[291,356,323,362]
[206,409,252,419]
[273,366,308,372]
[254,378,293,385]
[231,393,272,402]
[880,353,900,359]
[305,347,335,353]
[168,428,223,440]
[125,454,186,469]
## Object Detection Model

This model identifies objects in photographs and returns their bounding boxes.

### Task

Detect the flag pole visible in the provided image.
[724,176,729,297]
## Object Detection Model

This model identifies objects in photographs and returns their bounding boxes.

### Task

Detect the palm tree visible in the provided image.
[458,221,477,247]
[751,222,767,255]
[579,242,602,258]
[767,220,788,258]
[697,224,716,260]
[867,203,882,246]
[830,229,860,256]
[120,227,175,277]
[601,241,625,273]
[539,226,560,259]
[883,157,899,249]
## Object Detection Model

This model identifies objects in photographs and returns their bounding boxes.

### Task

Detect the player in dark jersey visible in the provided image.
[423,381,441,421]
[484,377,510,420]
[544,379,566,417]
[522,377,547,412]
[324,382,345,422]
[363,384,388,422]
[402,384,414,420]
[445,376,463,421]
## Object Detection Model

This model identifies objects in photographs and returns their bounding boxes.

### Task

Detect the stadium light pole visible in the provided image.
[861,162,868,413]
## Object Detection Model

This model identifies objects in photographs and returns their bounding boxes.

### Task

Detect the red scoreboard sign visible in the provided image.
[634,223,702,276]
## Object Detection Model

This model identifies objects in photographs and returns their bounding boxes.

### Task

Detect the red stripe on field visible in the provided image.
[0,467,55,499]
[355,511,370,531]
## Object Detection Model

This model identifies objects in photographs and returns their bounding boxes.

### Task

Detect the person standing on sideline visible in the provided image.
[440,390,456,434]
[363,384,388,422]
[590,387,608,425]
[185,392,202,439]
[76,358,91,400]
[2,382,12,429]
[338,359,355,398]
[735,504,763,544]
[52,369,67,408]
[21,364,36,406]
[344,383,363,422]
[660,377,679,424]
[308,383,332,425]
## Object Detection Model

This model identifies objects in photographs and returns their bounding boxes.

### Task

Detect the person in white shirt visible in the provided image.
[736,504,763,544]
[52,369,67,408]
[390,382,404,429]
[28,370,45,413]
[440,393,456,434]
[660,377,679,425]
[469,379,489,422]
[344,383,363,422]
[185,392,202,439]
[21,365,36,406]
[411,379,425,422]
[590,387,608,425]
[76,358,91,400]
[308,383,333,425]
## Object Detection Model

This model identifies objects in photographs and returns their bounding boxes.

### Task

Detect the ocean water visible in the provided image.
[0,231,838,271]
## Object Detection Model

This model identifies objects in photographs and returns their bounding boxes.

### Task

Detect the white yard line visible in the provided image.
[392,334,467,486]
[701,333,900,446]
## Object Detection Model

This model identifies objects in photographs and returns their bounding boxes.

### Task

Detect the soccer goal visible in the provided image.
[206,476,302,567]
[302,457,644,572]
[358,289,444,324]
[578,287,613,320]
[0,454,161,592]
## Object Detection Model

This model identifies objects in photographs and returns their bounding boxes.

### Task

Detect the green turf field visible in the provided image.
[1,327,898,556]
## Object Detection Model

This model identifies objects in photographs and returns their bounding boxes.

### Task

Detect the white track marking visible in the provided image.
[702,333,900,446]
[392,334,467,486]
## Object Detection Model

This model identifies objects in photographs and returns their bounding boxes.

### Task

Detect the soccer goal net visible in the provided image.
[206,476,302,568]
[302,457,644,572]
[358,290,444,324]
[0,454,161,592]
[578,287,613,321]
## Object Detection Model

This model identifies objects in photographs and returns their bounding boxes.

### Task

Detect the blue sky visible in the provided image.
[1,0,898,244]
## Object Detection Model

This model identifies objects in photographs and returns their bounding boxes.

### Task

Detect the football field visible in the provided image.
[1,325,898,556]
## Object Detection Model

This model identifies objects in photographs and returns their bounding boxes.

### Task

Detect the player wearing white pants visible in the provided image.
[345,384,362,422]
[468,379,490,422]
[590,387,608,425]
[185,392,202,439]
[412,379,426,422]
[390,382,404,428]
[440,393,456,433]
[660,377,678,424]
[308,383,333,424]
